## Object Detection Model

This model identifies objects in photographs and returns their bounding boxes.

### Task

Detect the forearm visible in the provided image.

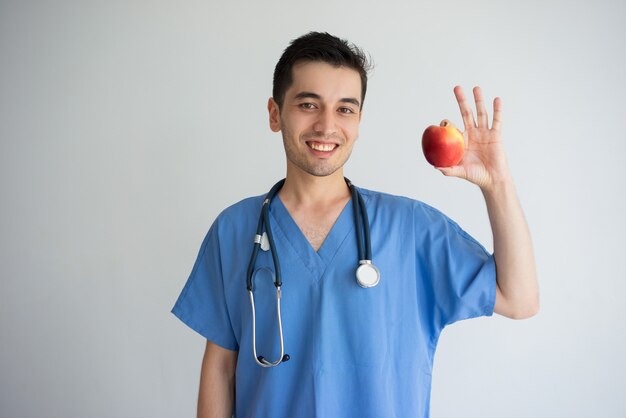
[482,176,540,319]
[198,372,234,418]
[198,341,237,418]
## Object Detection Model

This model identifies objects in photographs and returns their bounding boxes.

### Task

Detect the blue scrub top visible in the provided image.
[172,187,496,418]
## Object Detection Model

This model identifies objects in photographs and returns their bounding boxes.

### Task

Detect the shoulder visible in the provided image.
[200,194,265,245]
[356,186,474,238]
[217,194,265,223]
[356,187,448,220]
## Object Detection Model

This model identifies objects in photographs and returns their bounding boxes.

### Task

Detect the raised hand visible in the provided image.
[437,86,511,192]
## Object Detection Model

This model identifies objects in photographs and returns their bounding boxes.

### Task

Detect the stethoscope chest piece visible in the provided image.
[356,260,380,288]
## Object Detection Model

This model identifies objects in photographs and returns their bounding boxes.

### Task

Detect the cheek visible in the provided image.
[344,122,360,140]
[281,115,309,135]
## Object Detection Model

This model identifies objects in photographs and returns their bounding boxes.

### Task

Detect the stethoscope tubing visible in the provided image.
[248,287,287,367]
[348,179,372,262]
[246,179,285,291]
[247,178,377,367]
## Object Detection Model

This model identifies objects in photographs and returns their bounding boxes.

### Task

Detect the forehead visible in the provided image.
[286,61,362,101]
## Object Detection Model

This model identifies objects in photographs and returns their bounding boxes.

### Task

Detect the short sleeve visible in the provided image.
[171,219,238,351]
[417,204,497,331]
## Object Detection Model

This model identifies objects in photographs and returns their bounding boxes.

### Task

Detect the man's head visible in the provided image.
[272,32,371,111]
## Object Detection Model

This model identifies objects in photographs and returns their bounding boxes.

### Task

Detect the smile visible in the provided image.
[307,142,338,152]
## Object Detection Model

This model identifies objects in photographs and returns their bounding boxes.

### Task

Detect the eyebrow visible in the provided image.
[294,91,361,108]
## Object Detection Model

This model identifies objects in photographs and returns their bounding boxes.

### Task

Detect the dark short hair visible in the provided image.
[272,32,372,110]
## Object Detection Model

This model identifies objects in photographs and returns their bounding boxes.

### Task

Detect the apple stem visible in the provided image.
[440,120,449,127]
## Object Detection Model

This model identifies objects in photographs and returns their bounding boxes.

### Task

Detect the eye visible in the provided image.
[299,102,317,110]
[338,107,357,114]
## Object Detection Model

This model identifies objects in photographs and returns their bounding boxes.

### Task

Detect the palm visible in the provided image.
[439,86,510,191]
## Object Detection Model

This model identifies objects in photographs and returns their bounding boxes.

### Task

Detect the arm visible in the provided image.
[198,340,238,418]
[482,176,539,319]
[438,86,540,319]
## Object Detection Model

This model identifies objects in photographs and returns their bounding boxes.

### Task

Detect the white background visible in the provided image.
[1,0,625,417]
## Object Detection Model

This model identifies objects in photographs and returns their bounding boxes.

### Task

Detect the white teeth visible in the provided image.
[309,143,336,152]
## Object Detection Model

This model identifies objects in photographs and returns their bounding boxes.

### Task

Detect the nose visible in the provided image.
[313,108,338,137]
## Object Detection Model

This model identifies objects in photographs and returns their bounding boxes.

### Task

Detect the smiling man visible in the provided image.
[271,61,362,177]
[172,32,539,418]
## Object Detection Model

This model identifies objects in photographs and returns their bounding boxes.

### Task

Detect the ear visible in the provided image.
[268,98,281,132]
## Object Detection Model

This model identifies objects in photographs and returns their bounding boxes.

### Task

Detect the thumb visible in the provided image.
[437,165,466,178]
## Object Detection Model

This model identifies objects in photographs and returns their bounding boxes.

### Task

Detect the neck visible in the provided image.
[279,168,350,207]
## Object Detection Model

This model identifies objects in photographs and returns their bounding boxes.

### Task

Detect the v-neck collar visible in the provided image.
[268,195,355,280]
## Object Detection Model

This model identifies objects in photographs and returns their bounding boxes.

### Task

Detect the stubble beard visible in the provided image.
[282,131,352,178]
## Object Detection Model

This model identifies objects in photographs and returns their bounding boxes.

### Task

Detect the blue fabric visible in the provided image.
[172,187,496,418]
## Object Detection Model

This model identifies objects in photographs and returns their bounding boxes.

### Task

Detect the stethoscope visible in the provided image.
[246,178,380,368]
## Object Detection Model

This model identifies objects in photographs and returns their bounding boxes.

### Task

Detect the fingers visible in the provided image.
[454,85,476,131]
[492,96,502,131]
[473,86,489,129]
[454,85,502,131]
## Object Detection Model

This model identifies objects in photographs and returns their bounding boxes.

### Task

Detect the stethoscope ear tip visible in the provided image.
[257,354,291,366]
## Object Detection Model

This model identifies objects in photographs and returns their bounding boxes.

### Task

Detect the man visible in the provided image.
[172,32,539,418]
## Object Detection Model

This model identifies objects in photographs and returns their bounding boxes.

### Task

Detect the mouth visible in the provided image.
[306,141,338,153]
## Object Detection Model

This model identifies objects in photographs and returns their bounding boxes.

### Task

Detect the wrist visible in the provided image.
[481,174,516,202]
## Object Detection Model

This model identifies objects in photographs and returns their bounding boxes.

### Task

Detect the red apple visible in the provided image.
[421,120,464,167]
